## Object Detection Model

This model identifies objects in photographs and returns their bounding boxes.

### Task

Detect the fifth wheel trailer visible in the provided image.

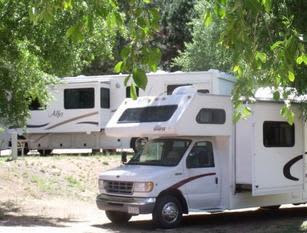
[22,70,235,154]
[96,86,307,228]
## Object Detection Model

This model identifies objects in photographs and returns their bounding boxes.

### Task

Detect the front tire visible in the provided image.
[153,195,182,229]
[105,211,132,224]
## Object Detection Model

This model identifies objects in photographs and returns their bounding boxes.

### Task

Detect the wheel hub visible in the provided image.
[161,202,179,224]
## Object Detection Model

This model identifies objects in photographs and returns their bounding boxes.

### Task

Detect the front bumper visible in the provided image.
[96,193,156,215]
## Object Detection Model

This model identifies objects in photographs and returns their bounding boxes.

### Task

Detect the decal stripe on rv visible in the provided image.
[168,173,216,189]
[26,123,49,128]
[46,111,99,130]
[76,121,99,125]
[283,155,303,181]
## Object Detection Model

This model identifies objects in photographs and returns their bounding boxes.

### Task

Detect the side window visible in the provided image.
[196,108,226,124]
[167,84,191,95]
[126,86,139,98]
[187,141,214,168]
[263,121,295,147]
[100,87,110,109]
[64,88,94,109]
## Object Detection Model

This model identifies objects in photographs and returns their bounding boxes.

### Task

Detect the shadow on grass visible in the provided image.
[0,200,78,228]
[93,206,307,233]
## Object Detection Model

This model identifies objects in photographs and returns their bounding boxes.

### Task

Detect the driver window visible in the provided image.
[187,141,214,168]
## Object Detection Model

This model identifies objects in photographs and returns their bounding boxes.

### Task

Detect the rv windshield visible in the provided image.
[128,139,191,166]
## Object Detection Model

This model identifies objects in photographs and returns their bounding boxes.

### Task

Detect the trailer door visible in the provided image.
[100,83,111,128]
[252,103,304,196]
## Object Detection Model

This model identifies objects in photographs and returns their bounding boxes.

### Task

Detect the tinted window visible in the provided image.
[101,88,110,108]
[126,86,139,98]
[118,105,177,123]
[29,98,46,111]
[187,141,214,168]
[196,108,226,124]
[167,84,191,95]
[64,88,94,109]
[263,121,295,147]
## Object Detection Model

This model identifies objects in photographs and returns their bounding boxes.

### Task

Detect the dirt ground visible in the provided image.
[0,154,307,233]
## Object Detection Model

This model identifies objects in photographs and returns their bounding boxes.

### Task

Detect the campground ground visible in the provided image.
[0,154,306,233]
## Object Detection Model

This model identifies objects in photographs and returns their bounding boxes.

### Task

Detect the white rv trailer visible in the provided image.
[24,70,235,154]
[96,85,307,228]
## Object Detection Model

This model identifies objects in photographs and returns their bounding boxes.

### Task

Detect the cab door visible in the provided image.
[185,141,221,210]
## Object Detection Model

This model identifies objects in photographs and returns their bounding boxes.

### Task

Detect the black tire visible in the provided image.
[105,211,132,224]
[261,205,280,210]
[38,149,52,156]
[17,144,29,156]
[153,195,182,229]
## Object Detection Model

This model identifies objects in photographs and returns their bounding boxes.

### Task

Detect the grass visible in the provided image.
[30,175,53,193]
[0,153,122,201]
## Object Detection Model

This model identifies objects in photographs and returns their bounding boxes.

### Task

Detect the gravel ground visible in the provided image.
[0,155,307,233]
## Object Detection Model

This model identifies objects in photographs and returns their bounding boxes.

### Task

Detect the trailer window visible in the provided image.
[118,105,177,123]
[167,84,192,95]
[187,141,214,168]
[263,121,295,147]
[196,108,226,124]
[64,88,94,109]
[100,88,110,109]
[126,86,139,98]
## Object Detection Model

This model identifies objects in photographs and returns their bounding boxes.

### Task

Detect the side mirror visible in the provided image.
[121,152,127,164]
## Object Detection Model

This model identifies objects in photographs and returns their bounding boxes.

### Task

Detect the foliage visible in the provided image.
[0,0,115,127]
[155,0,195,71]
[31,0,161,100]
[205,0,307,123]
[174,1,233,72]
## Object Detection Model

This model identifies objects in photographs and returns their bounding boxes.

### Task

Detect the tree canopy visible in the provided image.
[204,0,307,122]
[1,0,307,127]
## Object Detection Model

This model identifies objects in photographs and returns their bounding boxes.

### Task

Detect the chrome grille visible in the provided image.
[103,180,133,195]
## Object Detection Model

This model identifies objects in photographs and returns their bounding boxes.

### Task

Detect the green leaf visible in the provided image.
[273,91,280,100]
[124,75,130,87]
[130,83,137,100]
[233,65,243,77]
[148,48,161,67]
[132,68,147,90]
[261,0,272,12]
[114,61,123,73]
[280,106,294,125]
[255,51,267,63]
[120,47,131,59]
[288,71,295,82]
[270,41,283,50]
[143,0,151,3]
[241,106,251,119]
[203,12,212,27]
[296,54,307,65]
[66,23,83,42]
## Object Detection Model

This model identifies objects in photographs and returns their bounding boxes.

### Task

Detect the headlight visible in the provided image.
[98,179,104,190]
[133,182,154,193]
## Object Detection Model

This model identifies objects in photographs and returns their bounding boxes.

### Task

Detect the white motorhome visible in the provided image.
[96,83,307,228]
[24,70,234,154]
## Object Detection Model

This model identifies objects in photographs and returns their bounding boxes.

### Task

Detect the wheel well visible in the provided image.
[157,189,188,214]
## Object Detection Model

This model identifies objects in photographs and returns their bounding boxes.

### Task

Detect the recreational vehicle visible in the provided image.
[96,84,307,228]
[23,70,234,154]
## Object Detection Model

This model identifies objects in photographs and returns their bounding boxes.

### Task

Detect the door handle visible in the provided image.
[215,177,218,184]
